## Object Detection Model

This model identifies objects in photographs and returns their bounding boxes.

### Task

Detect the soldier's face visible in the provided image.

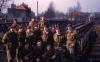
[68,27,72,30]
[51,27,55,32]
[32,18,35,21]
[18,29,23,32]
[34,27,38,30]
[13,20,17,24]
[26,29,30,32]
[47,45,51,50]
[10,28,14,32]
[56,30,60,34]
[37,42,42,47]
[44,27,48,31]
[41,17,44,20]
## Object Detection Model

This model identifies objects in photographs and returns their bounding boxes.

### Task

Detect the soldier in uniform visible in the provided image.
[17,25,26,62]
[26,26,34,49]
[53,27,65,50]
[11,18,19,32]
[43,44,57,62]
[2,26,18,62]
[53,27,66,62]
[20,42,32,62]
[33,40,44,62]
[41,25,54,48]
[51,26,56,34]
[33,24,42,46]
[28,16,36,32]
[38,16,48,31]
[26,26,32,38]
[66,24,77,56]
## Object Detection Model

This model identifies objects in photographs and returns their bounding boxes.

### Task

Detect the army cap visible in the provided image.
[34,24,38,27]
[19,25,22,29]
[67,24,72,27]
[26,26,31,29]
[9,25,14,29]
[56,26,60,30]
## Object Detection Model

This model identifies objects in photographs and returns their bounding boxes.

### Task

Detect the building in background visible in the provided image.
[7,3,35,22]
[68,11,91,23]
[0,12,7,23]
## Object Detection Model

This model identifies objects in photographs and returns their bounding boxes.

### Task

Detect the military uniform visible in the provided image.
[28,20,36,32]
[26,26,34,49]
[20,42,32,62]
[11,19,19,32]
[53,33,65,50]
[2,30,18,62]
[17,27,26,62]
[66,28,77,55]
[41,30,53,47]
[38,20,48,31]
[43,45,57,62]
[33,42,44,62]
[31,24,41,46]
[17,30,26,47]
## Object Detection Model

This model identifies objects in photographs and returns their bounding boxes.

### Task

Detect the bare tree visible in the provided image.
[44,2,55,19]
[67,1,81,16]
[0,0,11,12]
[67,7,75,15]
[75,2,81,12]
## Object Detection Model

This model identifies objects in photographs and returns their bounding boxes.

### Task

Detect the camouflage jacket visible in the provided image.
[66,30,77,41]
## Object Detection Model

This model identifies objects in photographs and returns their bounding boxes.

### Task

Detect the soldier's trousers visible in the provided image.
[66,41,75,55]
[43,41,47,48]
[6,47,18,62]
[18,46,23,62]
[67,47,74,55]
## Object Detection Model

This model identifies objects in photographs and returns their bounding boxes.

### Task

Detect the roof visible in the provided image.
[71,12,82,16]
[16,5,26,10]
[16,3,30,10]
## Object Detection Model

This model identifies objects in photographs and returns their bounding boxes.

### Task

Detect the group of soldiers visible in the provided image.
[2,16,77,62]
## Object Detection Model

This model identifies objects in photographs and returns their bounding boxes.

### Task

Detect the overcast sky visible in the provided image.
[11,0,100,14]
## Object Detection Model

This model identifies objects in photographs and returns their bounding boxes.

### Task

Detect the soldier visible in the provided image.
[25,26,34,49]
[28,16,36,32]
[41,25,54,48]
[53,27,65,50]
[51,26,56,34]
[53,27,66,62]
[43,44,57,62]
[20,42,32,62]
[66,24,77,56]
[26,26,32,38]
[33,24,42,46]
[11,18,19,32]
[38,16,48,31]
[17,25,26,62]
[2,26,18,62]
[33,40,44,62]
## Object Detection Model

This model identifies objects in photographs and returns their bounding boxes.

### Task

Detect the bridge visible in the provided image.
[0,19,99,62]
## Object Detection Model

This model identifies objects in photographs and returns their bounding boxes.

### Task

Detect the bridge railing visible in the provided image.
[73,21,94,55]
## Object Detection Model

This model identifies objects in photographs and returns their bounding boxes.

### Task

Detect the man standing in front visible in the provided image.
[28,16,36,32]
[2,26,18,62]
[66,24,77,56]
[38,16,48,31]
